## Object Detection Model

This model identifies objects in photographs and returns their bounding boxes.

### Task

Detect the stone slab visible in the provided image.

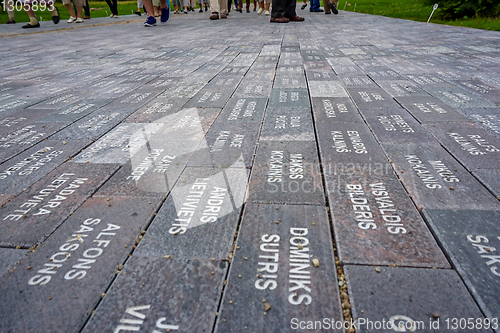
[451,79,500,104]
[338,75,377,88]
[233,80,273,99]
[395,95,471,123]
[382,142,500,210]
[124,98,187,123]
[0,247,29,279]
[346,87,398,110]
[188,122,260,169]
[0,108,55,138]
[422,209,500,323]
[316,122,389,166]
[83,257,225,333]
[466,112,500,138]
[307,81,349,98]
[260,106,315,142]
[311,97,364,124]
[0,196,161,333]
[248,141,325,205]
[305,70,337,81]
[0,162,119,248]
[345,266,493,333]
[361,107,437,144]
[276,66,305,76]
[473,169,500,198]
[0,122,68,164]
[273,75,308,89]
[424,83,497,110]
[134,166,248,261]
[214,203,343,333]
[267,88,310,108]
[325,172,449,267]
[183,88,234,109]
[0,139,87,199]
[50,108,130,141]
[424,122,500,171]
[374,80,430,97]
[218,97,267,124]
[36,99,113,123]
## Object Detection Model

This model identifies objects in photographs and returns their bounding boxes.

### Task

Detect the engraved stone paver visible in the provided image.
[1,8,500,332]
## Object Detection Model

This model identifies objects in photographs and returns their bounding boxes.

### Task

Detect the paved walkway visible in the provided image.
[1,7,500,333]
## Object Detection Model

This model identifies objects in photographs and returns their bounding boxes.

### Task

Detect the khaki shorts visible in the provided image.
[62,0,84,6]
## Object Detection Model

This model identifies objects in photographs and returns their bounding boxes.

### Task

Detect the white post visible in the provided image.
[427,3,438,23]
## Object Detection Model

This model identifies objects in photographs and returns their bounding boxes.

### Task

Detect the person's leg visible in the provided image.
[63,0,76,18]
[219,0,227,15]
[7,4,16,22]
[143,0,155,16]
[264,0,269,14]
[271,0,283,17]
[23,3,40,27]
[83,0,90,18]
[113,0,118,15]
[104,0,113,15]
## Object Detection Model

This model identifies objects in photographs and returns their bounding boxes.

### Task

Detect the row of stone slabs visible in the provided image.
[1,104,500,331]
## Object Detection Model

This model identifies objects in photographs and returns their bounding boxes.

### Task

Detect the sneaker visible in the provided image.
[52,7,60,24]
[112,14,119,18]
[199,8,203,12]
[22,22,40,28]
[67,16,76,23]
[161,6,170,22]
[6,19,16,24]
[300,3,307,9]
[183,8,188,13]
[109,13,114,17]
[144,15,157,26]
[246,8,250,12]
[135,10,142,15]
[257,7,263,14]
[328,2,338,14]
[265,9,269,15]
[75,17,84,23]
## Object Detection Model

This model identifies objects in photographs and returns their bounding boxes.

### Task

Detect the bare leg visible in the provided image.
[143,0,155,16]
[76,5,83,18]
[64,3,76,16]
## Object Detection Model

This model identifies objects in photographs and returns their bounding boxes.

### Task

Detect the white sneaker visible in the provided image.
[75,17,84,23]
[257,7,263,14]
[265,9,269,15]
[109,14,114,17]
[113,14,118,17]
[67,16,76,23]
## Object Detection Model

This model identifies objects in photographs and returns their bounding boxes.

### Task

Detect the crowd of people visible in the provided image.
[3,0,337,28]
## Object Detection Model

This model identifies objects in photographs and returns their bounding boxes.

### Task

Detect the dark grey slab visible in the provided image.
[215,203,343,333]
[0,162,118,248]
[268,88,310,109]
[273,75,308,89]
[345,266,493,333]
[338,75,376,88]
[183,88,234,109]
[374,79,430,97]
[276,66,304,76]
[316,122,389,166]
[395,95,471,123]
[157,82,206,100]
[366,70,402,80]
[424,122,500,171]
[304,61,331,72]
[0,139,87,199]
[424,83,497,110]
[188,122,260,169]
[326,172,449,267]
[26,93,81,110]
[0,122,68,164]
[248,141,325,205]
[124,98,186,123]
[260,106,315,142]
[382,142,500,210]
[0,247,29,279]
[346,87,399,110]
[50,108,130,141]
[311,97,364,123]
[361,108,437,144]
[466,112,500,138]
[233,80,273,98]
[36,99,112,123]
[218,97,267,124]
[205,75,243,91]
[423,209,500,324]
[134,166,248,261]
[473,169,500,198]
[83,257,225,333]
[0,196,161,333]
[0,108,55,138]
[451,79,500,104]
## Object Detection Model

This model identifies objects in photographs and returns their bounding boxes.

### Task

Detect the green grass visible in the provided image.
[338,0,500,31]
[0,1,152,24]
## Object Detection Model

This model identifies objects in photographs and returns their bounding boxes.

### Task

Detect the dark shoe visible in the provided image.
[246,9,250,12]
[325,11,331,14]
[199,8,203,12]
[237,8,242,12]
[135,10,141,15]
[144,15,157,26]
[271,16,288,23]
[83,15,90,19]
[328,2,338,14]
[220,13,227,18]
[300,3,307,9]
[6,19,16,24]
[22,22,40,28]
[210,12,219,19]
[161,6,170,22]
[52,7,60,24]
[288,15,304,21]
